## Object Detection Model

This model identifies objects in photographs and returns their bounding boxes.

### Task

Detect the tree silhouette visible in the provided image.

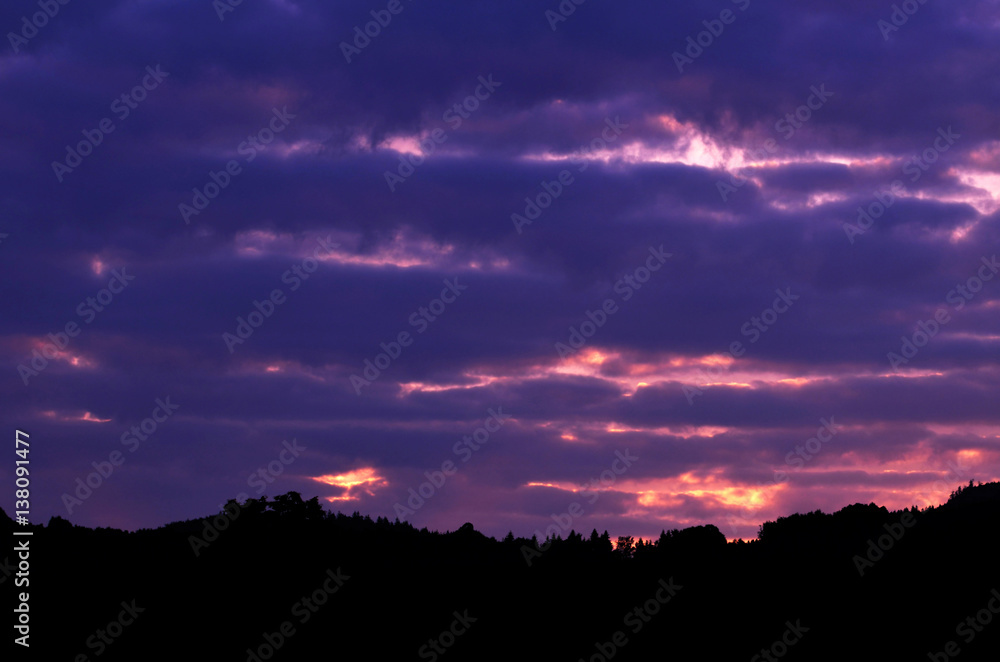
[7,483,1000,660]
[615,535,635,559]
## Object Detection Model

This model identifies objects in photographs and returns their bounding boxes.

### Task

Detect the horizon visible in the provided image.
[5,480,981,547]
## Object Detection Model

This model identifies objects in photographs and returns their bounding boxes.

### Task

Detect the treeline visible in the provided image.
[4,481,1000,660]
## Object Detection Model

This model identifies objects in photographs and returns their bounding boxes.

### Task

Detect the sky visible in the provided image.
[1,0,998,542]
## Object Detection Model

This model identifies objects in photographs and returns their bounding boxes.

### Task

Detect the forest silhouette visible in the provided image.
[7,481,1000,660]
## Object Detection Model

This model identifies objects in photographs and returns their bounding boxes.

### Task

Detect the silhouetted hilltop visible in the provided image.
[5,481,1000,660]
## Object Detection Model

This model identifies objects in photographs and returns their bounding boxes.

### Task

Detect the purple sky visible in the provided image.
[2,0,999,541]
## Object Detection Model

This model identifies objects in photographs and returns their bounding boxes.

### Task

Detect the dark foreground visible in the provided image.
[6,482,1000,660]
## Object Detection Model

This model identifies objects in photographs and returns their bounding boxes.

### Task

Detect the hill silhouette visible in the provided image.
[6,481,1000,660]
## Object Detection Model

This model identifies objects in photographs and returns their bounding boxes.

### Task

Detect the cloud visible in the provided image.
[1,0,998,537]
